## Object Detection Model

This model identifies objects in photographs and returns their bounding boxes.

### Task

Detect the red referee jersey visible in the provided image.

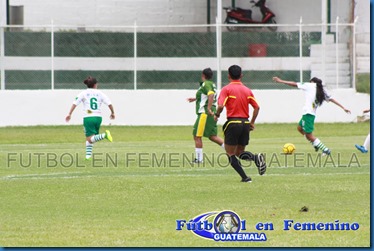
[218,80,259,118]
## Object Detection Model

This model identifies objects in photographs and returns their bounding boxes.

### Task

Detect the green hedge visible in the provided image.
[5,70,310,90]
[5,31,320,57]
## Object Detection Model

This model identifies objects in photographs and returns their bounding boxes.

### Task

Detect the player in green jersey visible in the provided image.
[187,68,224,163]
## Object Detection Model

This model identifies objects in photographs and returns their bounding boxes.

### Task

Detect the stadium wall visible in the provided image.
[0,89,369,127]
[6,0,354,29]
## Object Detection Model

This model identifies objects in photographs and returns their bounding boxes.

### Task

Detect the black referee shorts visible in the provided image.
[222,118,250,146]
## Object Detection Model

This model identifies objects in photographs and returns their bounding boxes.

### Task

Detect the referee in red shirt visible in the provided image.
[214,65,266,182]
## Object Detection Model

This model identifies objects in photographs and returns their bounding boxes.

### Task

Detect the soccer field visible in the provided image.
[0,123,370,247]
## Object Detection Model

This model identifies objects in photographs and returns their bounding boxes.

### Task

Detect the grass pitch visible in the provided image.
[0,123,370,247]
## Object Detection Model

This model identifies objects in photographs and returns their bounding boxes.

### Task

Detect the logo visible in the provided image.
[176,210,267,242]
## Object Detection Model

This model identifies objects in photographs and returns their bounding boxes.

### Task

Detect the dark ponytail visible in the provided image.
[311,77,325,105]
[83,76,97,88]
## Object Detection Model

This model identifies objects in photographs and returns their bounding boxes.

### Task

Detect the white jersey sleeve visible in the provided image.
[323,88,332,101]
[100,92,112,106]
[73,91,85,106]
[297,82,307,90]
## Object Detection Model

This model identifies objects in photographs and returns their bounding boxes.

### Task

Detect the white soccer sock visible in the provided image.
[363,133,370,150]
[86,141,93,159]
[221,143,225,149]
[312,138,328,151]
[195,148,203,161]
[312,138,321,147]
[90,133,106,143]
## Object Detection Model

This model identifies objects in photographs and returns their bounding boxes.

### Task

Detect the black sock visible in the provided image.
[239,151,255,161]
[228,155,248,179]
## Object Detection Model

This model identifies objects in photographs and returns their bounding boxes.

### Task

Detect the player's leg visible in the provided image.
[209,135,224,148]
[301,114,330,155]
[298,118,318,150]
[355,133,370,153]
[223,121,251,182]
[193,136,204,163]
[236,122,266,175]
[192,113,207,163]
[206,116,224,148]
[297,125,305,135]
[83,117,97,159]
[85,136,94,160]
[363,133,370,150]
[91,117,112,143]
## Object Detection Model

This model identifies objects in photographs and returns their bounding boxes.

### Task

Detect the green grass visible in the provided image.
[356,73,370,93]
[0,123,370,247]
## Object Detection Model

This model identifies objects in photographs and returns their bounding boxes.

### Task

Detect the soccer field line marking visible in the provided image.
[0,171,369,181]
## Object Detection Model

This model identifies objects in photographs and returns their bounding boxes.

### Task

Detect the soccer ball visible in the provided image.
[283,143,296,154]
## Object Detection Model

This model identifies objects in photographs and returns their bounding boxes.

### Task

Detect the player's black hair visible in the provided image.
[311,77,325,105]
[228,65,242,80]
[202,68,213,80]
[83,76,98,88]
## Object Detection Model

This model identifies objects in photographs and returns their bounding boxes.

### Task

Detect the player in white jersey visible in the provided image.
[65,76,115,160]
[273,76,350,155]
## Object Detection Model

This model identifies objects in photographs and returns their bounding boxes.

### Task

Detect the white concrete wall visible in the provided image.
[0,89,369,127]
[8,0,359,27]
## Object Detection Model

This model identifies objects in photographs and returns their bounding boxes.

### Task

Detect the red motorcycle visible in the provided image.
[223,0,277,31]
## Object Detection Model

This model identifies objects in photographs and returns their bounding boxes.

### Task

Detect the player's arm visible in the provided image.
[214,88,227,121]
[329,98,351,114]
[187,97,196,102]
[272,77,298,87]
[108,104,115,119]
[65,104,77,122]
[250,106,260,131]
[214,105,224,121]
[248,95,260,131]
[207,92,215,116]
[101,92,115,119]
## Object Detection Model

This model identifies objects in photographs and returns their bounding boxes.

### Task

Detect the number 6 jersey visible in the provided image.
[73,89,112,117]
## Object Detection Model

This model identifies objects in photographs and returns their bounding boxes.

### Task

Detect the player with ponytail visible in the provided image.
[272,76,350,155]
[65,76,115,160]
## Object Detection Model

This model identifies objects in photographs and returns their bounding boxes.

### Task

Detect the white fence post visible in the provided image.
[335,16,339,89]
[321,22,326,84]
[352,16,358,90]
[216,0,222,90]
[216,17,222,90]
[299,17,303,83]
[134,21,137,90]
[51,20,55,90]
[0,26,5,90]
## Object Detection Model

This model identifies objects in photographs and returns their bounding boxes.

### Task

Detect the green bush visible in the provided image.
[356,73,370,93]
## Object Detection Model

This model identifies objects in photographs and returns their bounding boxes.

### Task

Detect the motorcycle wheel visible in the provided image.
[266,18,277,32]
[224,18,239,32]
[226,24,239,32]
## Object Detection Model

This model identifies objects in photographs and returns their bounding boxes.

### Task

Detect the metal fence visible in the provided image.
[0,19,357,90]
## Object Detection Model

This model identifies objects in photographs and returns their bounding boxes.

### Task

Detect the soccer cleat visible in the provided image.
[322,148,331,156]
[105,130,113,142]
[191,158,203,164]
[355,144,368,153]
[255,153,267,175]
[241,177,252,183]
[314,146,319,152]
[85,156,91,160]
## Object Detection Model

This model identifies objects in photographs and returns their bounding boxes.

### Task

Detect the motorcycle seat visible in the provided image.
[236,8,252,19]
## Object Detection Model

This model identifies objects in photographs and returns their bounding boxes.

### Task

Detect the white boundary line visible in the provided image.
[0,171,369,181]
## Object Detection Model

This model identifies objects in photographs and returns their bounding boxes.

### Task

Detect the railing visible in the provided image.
[0,18,357,90]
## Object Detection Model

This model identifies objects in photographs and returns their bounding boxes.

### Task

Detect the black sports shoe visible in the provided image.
[314,146,319,152]
[191,158,203,164]
[255,153,267,175]
[241,177,252,183]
